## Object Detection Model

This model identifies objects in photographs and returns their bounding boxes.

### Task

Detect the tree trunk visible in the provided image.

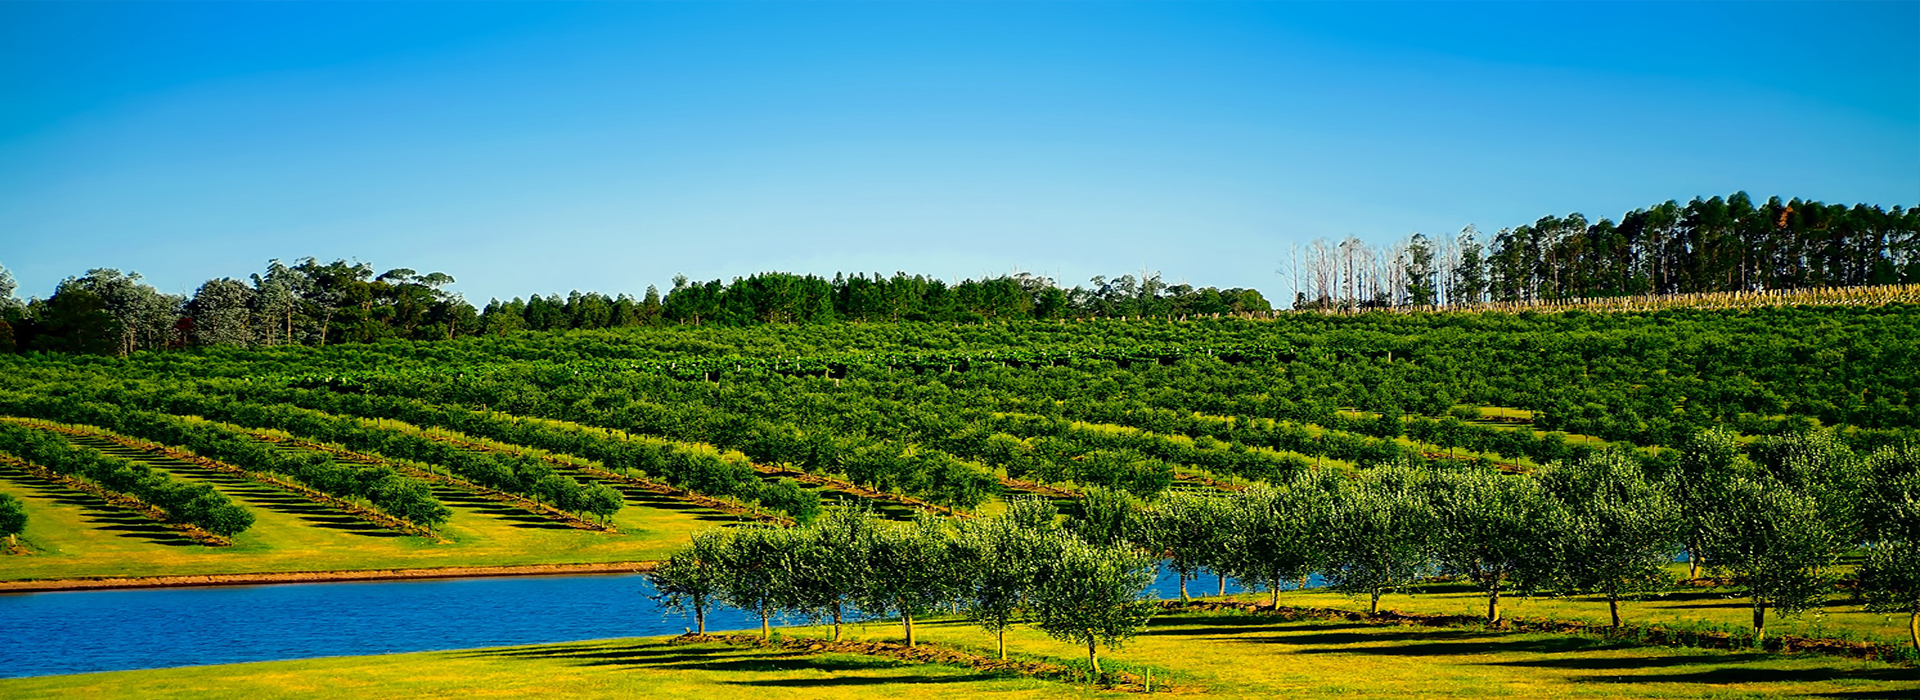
[1487,585,1501,625]
[1088,639,1101,675]
[1752,599,1767,643]
[1608,595,1621,628]
[1179,575,1189,602]
[903,610,916,647]
[696,600,707,635]
[1217,573,1227,597]
[760,603,770,640]
[1270,578,1281,608]
[1371,588,1382,614]
[998,628,1007,660]
[1687,545,1700,580]
[832,605,843,643]
[1299,574,1310,590]
[1908,609,1917,652]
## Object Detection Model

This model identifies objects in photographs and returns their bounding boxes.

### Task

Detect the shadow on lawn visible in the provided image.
[461,640,975,683]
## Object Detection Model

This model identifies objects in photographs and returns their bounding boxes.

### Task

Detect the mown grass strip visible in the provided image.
[20,418,444,540]
[1160,599,1917,665]
[0,452,229,546]
[228,425,620,533]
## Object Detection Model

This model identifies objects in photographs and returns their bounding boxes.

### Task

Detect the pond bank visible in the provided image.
[0,560,657,594]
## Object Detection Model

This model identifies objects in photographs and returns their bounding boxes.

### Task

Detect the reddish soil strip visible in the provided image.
[675,633,1154,692]
[998,475,1080,499]
[0,453,231,547]
[1159,599,1913,664]
[34,421,441,540]
[753,462,972,519]
[0,560,658,594]
[240,430,619,532]
[401,431,793,526]
[1173,472,1245,492]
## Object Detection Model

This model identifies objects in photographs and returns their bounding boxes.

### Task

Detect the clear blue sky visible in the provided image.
[2,1,1915,303]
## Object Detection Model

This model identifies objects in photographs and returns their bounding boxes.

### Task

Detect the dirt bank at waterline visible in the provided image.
[0,560,658,594]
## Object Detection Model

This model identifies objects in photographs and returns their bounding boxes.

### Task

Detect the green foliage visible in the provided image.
[0,421,253,536]
[1025,532,1158,675]
[0,492,26,543]
[1426,465,1563,623]
[1322,461,1434,611]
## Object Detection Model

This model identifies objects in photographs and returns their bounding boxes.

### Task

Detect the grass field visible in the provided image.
[1265,579,1916,650]
[0,434,739,581]
[4,609,1912,699]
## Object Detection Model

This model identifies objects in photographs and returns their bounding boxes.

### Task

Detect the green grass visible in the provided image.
[1261,576,1916,649]
[5,610,1913,699]
[0,436,742,581]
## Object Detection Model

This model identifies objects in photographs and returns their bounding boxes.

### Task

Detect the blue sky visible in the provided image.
[2,1,1915,303]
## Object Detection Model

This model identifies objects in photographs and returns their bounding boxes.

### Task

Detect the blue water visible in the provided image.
[2,564,1322,678]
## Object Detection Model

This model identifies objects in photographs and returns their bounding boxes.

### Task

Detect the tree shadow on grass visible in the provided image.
[725,674,987,688]
[1292,634,1621,657]
[1573,666,1920,686]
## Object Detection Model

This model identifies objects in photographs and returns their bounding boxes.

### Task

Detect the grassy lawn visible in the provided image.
[0,437,739,581]
[1264,579,1915,649]
[5,610,1912,699]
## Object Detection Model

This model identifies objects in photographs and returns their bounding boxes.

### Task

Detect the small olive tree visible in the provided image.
[1427,466,1564,625]
[1223,472,1335,607]
[0,492,26,550]
[1141,490,1226,602]
[1857,445,1920,651]
[1027,533,1157,676]
[856,514,960,647]
[1322,461,1433,613]
[956,496,1058,658]
[1537,451,1681,627]
[647,529,727,634]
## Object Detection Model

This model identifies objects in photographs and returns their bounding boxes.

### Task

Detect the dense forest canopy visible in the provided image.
[1,192,1913,355]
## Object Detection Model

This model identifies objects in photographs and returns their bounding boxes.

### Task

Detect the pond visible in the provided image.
[0,564,1316,678]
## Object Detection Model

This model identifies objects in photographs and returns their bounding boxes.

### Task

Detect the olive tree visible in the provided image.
[647,530,727,634]
[1322,461,1433,613]
[1698,475,1848,643]
[0,492,26,549]
[1027,533,1157,676]
[713,525,788,639]
[1857,446,1920,651]
[1668,428,1756,579]
[1222,472,1335,607]
[956,496,1058,658]
[856,514,960,647]
[1071,485,1143,548]
[787,505,878,642]
[1140,490,1226,602]
[1427,466,1563,625]
[1536,451,1681,627]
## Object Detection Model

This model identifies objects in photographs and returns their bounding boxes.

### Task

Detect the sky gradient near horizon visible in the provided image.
[2,1,1916,303]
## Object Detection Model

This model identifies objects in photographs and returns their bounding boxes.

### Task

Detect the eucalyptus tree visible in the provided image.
[956,496,1059,658]
[1141,490,1227,602]
[0,492,26,548]
[648,530,727,634]
[1028,533,1157,676]
[1223,472,1335,607]
[1321,461,1433,613]
[1536,451,1681,627]
[185,278,257,347]
[856,514,960,647]
[1427,466,1564,625]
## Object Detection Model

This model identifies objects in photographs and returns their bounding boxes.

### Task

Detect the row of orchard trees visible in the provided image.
[1116,429,1920,648]
[647,501,1158,675]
